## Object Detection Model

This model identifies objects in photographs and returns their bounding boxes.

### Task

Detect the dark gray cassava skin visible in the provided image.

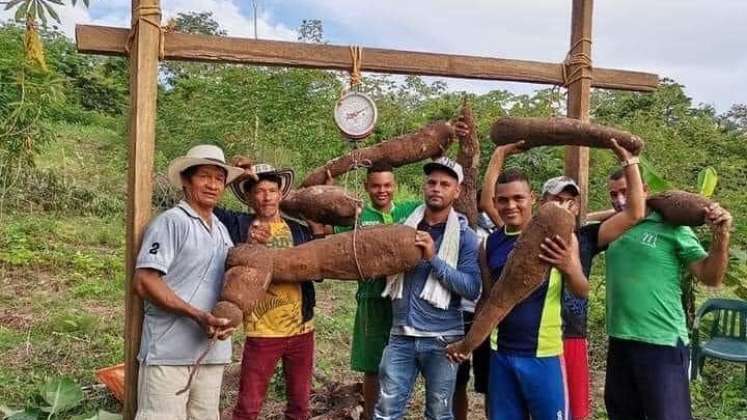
[490,117,644,155]
[214,224,423,327]
[646,190,712,227]
[301,122,454,187]
[449,202,576,354]
[280,185,362,226]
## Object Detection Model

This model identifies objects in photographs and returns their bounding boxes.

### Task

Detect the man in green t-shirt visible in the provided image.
[334,161,418,420]
[603,169,732,420]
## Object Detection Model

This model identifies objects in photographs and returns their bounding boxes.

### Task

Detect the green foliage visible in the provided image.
[697,166,718,198]
[727,245,747,299]
[39,377,83,415]
[162,12,228,85]
[0,378,121,419]
[0,25,63,164]
[167,11,225,36]
[0,376,121,420]
[3,0,89,26]
[639,156,671,193]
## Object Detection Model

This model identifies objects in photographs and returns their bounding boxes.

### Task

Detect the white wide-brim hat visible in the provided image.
[230,163,294,205]
[167,144,244,188]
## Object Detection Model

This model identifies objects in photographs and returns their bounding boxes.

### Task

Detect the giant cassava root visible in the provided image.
[647,190,713,226]
[301,122,454,187]
[453,99,480,227]
[180,225,424,394]
[490,117,644,155]
[447,202,576,355]
[280,185,362,226]
[219,224,424,328]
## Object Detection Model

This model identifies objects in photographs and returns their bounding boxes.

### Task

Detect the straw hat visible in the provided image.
[167,145,244,188]
[230,163,294,205]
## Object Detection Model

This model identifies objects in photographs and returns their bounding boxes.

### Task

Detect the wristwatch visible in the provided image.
[621,157,640,167]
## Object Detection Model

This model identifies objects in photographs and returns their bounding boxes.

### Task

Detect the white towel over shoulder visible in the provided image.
[382,204,461,310]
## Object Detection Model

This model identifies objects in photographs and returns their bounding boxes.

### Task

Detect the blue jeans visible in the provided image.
[374,334,460,420]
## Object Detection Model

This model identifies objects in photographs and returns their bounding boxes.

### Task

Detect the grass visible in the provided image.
[0,212,125,415]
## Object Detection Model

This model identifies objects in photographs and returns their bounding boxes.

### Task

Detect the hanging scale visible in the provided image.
[334,46,378,141]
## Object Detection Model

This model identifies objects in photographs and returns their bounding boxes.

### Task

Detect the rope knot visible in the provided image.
[349,45,363,88]
[125,5,167,60]
[561,37,592,88]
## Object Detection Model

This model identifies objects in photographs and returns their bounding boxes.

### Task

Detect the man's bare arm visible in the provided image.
[134,268,230,337]
[597,139,646,247]
[481,143,524,228]
[689,204,732,287]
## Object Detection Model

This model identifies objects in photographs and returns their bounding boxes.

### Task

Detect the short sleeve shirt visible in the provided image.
[486,227,564,357]
[136,201,234,365]
[244,220,314,337]
[606,211,707,346]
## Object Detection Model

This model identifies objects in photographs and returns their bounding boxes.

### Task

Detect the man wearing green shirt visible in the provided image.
[336,161,418,420]
[604,169,733,420]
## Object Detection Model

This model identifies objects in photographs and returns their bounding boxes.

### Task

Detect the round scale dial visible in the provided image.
[334,91,378,140]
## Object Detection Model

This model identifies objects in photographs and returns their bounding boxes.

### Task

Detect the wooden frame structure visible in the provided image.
[75,1,658,418]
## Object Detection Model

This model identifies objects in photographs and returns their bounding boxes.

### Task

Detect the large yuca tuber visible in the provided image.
[218,224,423,328]
[280,185,363,226]
[647,190,712,226]
[490,117,644,155]
[447,202,576,355]
[301,122,455,187]
[179,225,424,394]
[453,99,480,227]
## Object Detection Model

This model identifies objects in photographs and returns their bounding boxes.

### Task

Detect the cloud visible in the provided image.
[280,0,746,111]
[0,0,296,41]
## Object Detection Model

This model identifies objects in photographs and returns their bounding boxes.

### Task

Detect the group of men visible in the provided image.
[131,119,732,420]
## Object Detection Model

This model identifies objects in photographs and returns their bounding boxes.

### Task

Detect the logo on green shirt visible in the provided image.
[640,232,658,248]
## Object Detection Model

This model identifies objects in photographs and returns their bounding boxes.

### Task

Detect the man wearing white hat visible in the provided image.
[132,144,243,420]
[374,157,481,420]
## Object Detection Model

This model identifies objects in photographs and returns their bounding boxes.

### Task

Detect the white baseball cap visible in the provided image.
[423,157,464,184]
[542,176,580,196]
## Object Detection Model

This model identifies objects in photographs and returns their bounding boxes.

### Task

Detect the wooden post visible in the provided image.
[123,0,160,418]
[565,0,594,220]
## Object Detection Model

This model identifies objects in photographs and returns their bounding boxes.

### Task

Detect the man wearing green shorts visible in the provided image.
[336,161,418,419]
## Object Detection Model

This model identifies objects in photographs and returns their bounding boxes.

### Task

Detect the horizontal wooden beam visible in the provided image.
[76,24,658,92]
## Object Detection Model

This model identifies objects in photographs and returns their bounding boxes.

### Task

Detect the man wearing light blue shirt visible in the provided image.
[132,145,243,420]
[375,157,481,420]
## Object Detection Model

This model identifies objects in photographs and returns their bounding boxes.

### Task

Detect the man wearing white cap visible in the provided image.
[374,157,481,420]
[132,144,243,420]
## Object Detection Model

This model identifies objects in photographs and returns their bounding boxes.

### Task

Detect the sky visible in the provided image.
[2,0,745,112]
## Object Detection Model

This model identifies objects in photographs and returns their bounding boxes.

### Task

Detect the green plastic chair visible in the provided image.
[691,298,747,382]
